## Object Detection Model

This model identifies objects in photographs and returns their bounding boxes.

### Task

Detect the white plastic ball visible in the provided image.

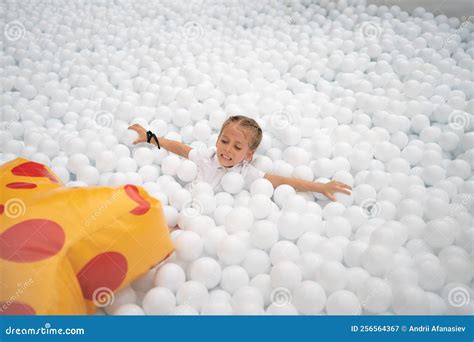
[273,184,296,207]
[326,290,362,315]
[315,261,347,293]
[113,304,145,316]
[250,178,274,197]
[269,241,300,265]
[250,220,279,250]
[248,194,273,219]
[232,286,264,308]
[175,231,203,262]
[357,277,393,313]
[242,249,271,278]
[177,160,198,182]
[142,287,176,315]
[154,263,186,293]
[270,261,302,291]
[220,265,250,295]
[224,207,254,233]
[204,226,228,256]
[217,235,247,265]
[221,172,244,194]
[176,281,209,311]
[292,281,327,315]
[188,257,222,289]
[277,211,304,240]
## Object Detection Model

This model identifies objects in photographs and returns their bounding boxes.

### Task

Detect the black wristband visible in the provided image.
[146,130,160,149]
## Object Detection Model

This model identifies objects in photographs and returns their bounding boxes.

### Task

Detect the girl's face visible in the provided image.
[216,124,254,168]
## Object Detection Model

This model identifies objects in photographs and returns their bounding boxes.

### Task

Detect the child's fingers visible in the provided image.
[337,188,351,195]
[336,188,351,195]
[128,124,143,131]
[336,181,351,189]
[337,185,352,194]
[325,192,336,201]
[334,183,351,193]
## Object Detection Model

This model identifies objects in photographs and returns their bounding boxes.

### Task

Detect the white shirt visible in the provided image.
[187,146,265,191]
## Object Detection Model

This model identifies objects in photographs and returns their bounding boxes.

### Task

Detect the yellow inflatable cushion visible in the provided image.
[0,158,174,315]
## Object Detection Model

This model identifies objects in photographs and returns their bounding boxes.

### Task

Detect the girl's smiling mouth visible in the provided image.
[221,153,232,161]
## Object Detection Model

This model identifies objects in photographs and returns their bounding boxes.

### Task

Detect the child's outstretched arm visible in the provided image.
[264,173,352,202]
[128,124,192,159]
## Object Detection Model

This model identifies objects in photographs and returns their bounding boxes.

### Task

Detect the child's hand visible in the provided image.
[321,181,352,202]
[128,124,147,144]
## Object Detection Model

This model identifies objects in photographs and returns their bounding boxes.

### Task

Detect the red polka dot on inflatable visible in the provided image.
[11,161,58,183]
[76,252,128,301]
[6,182,37,189]
[0,204,4,215]
[0,301,36,315]
[0,219,65,263]
[124,184,150,215]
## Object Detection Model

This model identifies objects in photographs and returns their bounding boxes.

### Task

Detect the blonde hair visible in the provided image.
[218,115,263,151]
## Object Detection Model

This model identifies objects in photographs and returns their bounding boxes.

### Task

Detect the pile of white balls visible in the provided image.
[1,0,472,315]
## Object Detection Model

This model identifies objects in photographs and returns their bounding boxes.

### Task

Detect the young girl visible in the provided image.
[128,115,352,201]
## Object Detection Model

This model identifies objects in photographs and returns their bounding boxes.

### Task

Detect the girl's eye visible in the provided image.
[235,146,241,150]
[222,140,228,144]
